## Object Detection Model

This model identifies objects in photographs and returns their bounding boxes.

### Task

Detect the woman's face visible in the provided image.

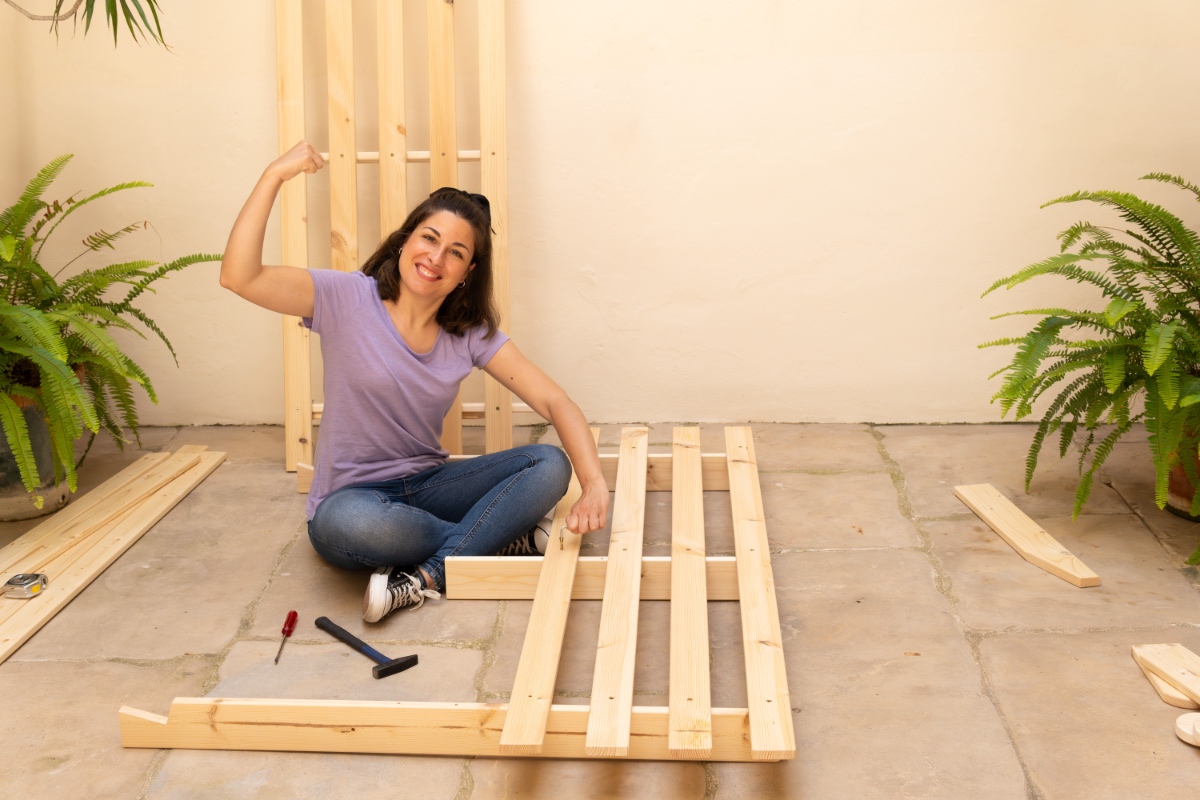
[397,209,476,303]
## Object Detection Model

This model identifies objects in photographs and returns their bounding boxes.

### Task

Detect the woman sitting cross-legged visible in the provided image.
[220,141,609,622]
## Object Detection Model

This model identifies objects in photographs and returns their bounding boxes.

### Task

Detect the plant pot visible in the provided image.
[1166,446,1200,522]
[0,404,70,521]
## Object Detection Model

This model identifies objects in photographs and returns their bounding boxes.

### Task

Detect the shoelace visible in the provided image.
[496,531,538,556]
[389,575,440,610]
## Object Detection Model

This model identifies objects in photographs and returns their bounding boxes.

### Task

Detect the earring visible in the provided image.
[458,281,467,288]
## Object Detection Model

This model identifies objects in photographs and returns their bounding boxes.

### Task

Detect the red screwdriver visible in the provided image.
[274,610,298,664]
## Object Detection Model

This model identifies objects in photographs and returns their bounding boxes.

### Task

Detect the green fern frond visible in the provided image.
[33,182,151,262]
[0,394,40,493]
[0,155,73,236]
[1072,421,1133,518]
[1142,322,1179,375]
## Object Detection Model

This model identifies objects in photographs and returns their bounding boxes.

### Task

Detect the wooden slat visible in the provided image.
[428,0,463,454]
[0,447,204,580]
[326,0,358,273]
[296,462,314,495]
[377,0,408,233]
[585,427,649,756]
[1132,649,1200,709]
[725,426,795,760]
[0,452,167,574]
[119,699,774,761]
[479,0,512,454]
[1132,644,1200,705]
[499,428,600,754]
[317,149,483,163]
[669,427,711,755]
[275,0,313,473]
[445,555,740,601]
[0,452,226,664]
[955,484,1101,588]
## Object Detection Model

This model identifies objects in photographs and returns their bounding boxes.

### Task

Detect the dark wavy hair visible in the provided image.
[360,188,499,337]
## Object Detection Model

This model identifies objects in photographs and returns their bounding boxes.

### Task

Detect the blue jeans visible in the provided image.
[307,444,571,590]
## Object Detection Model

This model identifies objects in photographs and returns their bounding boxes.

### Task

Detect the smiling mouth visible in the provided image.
[416,264,441,281]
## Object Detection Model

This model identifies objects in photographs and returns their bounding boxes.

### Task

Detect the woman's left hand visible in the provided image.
[566,481,609,535]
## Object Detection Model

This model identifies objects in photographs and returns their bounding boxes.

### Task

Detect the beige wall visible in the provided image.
[6,1,1200,426]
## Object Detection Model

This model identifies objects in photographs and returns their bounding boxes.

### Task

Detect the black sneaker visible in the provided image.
[363,567,440,623]
[494,516,552,556]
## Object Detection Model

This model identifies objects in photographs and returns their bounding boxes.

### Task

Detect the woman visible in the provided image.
[220,141,609,622]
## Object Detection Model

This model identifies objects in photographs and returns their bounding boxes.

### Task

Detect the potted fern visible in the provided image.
[0,155,218,517]
[983,174,1200,561]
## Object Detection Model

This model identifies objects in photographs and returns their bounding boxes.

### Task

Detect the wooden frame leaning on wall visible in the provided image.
[279,0,533,492]
[119,426,797,762]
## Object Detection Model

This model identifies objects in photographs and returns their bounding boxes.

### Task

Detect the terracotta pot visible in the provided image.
[1166,443,1200,522]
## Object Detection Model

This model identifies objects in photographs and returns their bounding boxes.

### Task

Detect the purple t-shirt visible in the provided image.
[302,269,509,518]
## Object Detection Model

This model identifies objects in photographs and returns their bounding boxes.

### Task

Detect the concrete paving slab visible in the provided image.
[752,472,919,551]
[879,424,1129,519]
[926,514,1200,631]
[209,639,481,701]
[1102,440,1200,554]
[0,656,210,800]
[981,630,1200,799]
[751,423,884,471]
[11,464,302,661]
[148,750,465,800]
[471,757,706,800]
[250,537,502,645]
[713,549,1027,800]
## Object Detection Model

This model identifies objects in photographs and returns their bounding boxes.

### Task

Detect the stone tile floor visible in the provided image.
[1,423,1198,799]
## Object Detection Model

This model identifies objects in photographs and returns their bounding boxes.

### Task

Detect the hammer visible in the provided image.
[315,616,418,679]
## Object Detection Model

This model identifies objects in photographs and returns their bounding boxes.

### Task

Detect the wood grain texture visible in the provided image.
[1132,644,1200,705]
[326,0,358,274]
[119,699,775,761]
[725,426,796,760]
[586,427,650,757]
[445,555,739,601]
[669,427,712,755]
[377,0,407,233]
[275,0,313,472]
[1175,712,1200,746]
[954,484,1100,588]
[0,452,226,663]
[296,463,314,495]
[479,0,512,454]
[1132,647,1200,709]
[0,453,166,574]
[499,428,600,754]
[0,448,203,580]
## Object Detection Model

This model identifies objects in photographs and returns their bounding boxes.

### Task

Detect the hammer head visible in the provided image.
[372,653,418,679]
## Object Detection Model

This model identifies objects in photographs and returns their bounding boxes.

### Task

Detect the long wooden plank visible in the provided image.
[499,428,600,754]
[669,427,711,755]
[445,555,739,601]
[479,0,512,455]
[317,149,484,164]
[585,426,649,756]
[119,699,774,761]
[275,0,313,473]
[955,484,1101,588]
[0,452,226,664]
[377,0,407,233]
[725,426,795,760]
[428,0,462,454]
[0,452,167,574]
[326,0,358,273]
[1132,644,1200,705]
[0,447,204,579]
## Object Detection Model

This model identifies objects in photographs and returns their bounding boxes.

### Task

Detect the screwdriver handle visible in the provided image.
[281,610,298,636]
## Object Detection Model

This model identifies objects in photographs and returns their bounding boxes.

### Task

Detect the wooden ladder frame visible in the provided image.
[278,0,526,488]
[118,427,796,762]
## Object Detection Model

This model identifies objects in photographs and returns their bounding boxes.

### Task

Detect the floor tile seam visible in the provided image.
[197,523,305,697]
[454,757,475,800]
[968,621,1200,639]
[1105,478,1200,590]
[254,635,491,650]
[4,653,220,667]
[869,425,1044,800]
[135,750,170,800]
[473,599,506,702]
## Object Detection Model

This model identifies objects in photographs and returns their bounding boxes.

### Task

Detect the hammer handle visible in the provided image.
[314,616,388,666]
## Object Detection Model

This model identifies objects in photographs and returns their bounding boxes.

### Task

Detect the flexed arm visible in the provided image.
[219,141,325,317]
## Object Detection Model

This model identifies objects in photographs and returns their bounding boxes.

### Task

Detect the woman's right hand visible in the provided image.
[266,140,325,183]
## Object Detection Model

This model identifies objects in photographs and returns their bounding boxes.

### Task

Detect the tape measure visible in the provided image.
[4,573,48,599]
